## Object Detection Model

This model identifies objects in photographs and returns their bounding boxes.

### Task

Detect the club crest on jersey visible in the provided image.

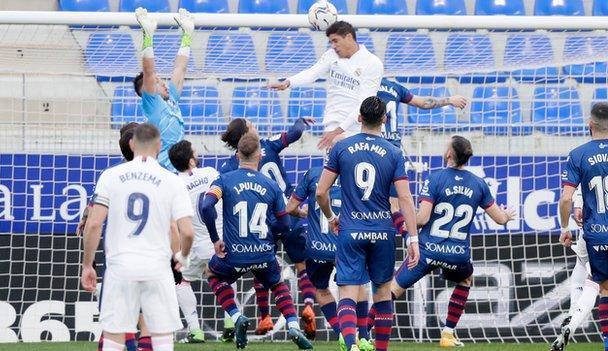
[349,231,388,242]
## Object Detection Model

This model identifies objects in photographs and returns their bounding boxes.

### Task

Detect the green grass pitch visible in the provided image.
[0,342,602,351]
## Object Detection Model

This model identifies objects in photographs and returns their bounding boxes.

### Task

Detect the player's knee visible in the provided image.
[372,282,392,302]
[295,261,306,272]
[599,280,608,295]
[460,276,472,287]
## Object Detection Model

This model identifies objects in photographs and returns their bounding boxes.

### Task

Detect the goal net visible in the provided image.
[0,12,606,344]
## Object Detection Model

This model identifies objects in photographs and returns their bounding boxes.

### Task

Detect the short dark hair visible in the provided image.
[326,21,356,41]
[592,102,608,127]
[133,72,144,97]
[169,140,194,172]
[119,122,139,161]
[451,135,473,167]
[133,123,160,146]
[221,118,249,150]
[237,133,260,161]
[360,96,386,127]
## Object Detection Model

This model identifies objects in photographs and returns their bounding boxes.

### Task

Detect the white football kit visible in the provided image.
[93,156,193,333]
[572,187,591,273]
[177,167,223,282]
[287,44,383,134]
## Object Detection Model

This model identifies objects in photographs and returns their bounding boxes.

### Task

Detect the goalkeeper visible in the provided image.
[133,7,192,172]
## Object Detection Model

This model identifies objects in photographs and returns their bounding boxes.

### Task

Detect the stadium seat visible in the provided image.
[385,34,442,84]
[266,33,316,74]
[593,0,608,15]
[288,87,326,135]
[111,86,145,129]
[152,34,197,75]
[416,0,466,15]
[239,0,289,14]
[179,86,224,134]
[85,34,138,79]
[444,34,504,84]
[534,0,584,16]
[470,86,529,135]
[504,34,560,82]
[533,86,584,135]
[407,87,458,128]
[357,0,408,15]
[179,0,229,13]
[474,0,525,15]
[205,33,259,76]
[563,36,608,83]
[298,0,348,14]
[119,0,170,12]
[231,87,283,132]
[595,87,608,101]
[59,0,110,11]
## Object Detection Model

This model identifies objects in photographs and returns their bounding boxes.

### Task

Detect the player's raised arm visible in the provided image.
[171,8,194,94]
[268,51,331,90]
[135,8,158,95]
[408,94,468,110]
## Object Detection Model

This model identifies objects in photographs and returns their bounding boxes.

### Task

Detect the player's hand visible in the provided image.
[268,80,290,90]
[318,128,342,150]
[449,95,467,109]
[559,230,573,247]
[298,204,309,218]
[407,241,420,269]
[502,205,517,222]
[81,265,97,292]
[329,216,339,235]
[173,252,190,272]
[135,7,157,37]
[573,208,583,227]
[174,8,194,36]
[214,240,227,258]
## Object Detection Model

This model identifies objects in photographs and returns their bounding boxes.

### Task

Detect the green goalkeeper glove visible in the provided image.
[174,8,194,48]
[135,7,157,51]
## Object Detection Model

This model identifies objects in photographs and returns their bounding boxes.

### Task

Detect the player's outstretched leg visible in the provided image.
[271,281,313,349]
[253,276,274,335]
[176,280,205,343]
[209,276,249,349]
[440,283,470,348]
[297,263,317,339]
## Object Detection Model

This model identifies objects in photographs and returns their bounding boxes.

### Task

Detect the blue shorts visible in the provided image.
[394,251,473,289]
[279,223,308,263]
[586,241,608,282]
[335,229,396,286]
[208,255,282,289]
[305,259,335,290]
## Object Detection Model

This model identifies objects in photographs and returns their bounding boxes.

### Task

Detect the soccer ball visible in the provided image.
[308,1,338,31]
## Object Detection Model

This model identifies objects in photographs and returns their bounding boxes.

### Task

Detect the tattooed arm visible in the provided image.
[408,95,467,109]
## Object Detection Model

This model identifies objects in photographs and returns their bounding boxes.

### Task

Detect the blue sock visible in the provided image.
[337,298,357,349]
[320,302,340,335]
[356,301,369,339]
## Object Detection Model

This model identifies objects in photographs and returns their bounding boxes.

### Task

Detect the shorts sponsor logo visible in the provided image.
[235,262,269,273]
[425,242,466,255]
[311,240,336,252]
[426,257,457,271]
[592,244,608,252]
[350,232,388,242]
[350,210,391,220]
[231,243,273,254]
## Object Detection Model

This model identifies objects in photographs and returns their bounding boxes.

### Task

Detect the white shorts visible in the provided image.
[99,270,182,334]
[572,231,591,274]
[181,252,209,282]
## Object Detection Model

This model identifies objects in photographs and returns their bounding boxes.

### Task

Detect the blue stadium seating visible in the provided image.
[298,0,348,14]
[470,86,529,135]
[205,34,259,76]
[85,34,138,79]
[595,87,608,102]
[563,36,608,83]
[504,34,560,82]
[407,87,458,128]
[416,0,466,15]
[475,0,525,15]
[288,87,326,135]
[231,87,283,132]
[593,0,608,15]
[533,86,584,135]
[444,34,504,84]
[385,34,442,84]
[179,0,229,13]
[239,0,289,13]
[179,86,224,134]
[111,86,145,129]
[119,0,170,12]
[59,0,110,11]
[266,33,316,74]
[152,34,197,75]
[534,0,584,16]
[357,0,407,15]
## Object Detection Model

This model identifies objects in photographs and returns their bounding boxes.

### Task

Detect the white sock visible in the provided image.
[288,321,300,330]
[176,282,200,331]
[568,259,587,316]
[567,279,599,332]
[152,335,174,351]
[102,337,123,351]
[442,326,454,334]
